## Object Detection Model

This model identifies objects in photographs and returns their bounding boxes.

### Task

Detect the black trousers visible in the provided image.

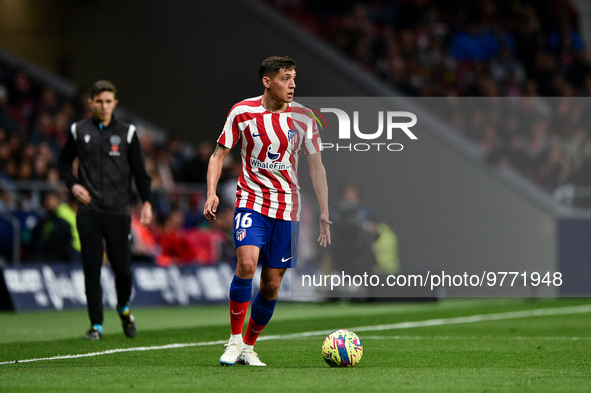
[76,208,132,326]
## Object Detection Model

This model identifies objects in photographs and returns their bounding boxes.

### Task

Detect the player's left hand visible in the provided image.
[204,194,219,222]
[140,201,153,226]
[317,213,332,247]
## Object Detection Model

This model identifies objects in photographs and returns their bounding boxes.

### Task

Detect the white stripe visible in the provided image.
[127,124,136,144]
[2,304,589,366]
[304,119,319,154]
[235,102,266,115]
[282,188,293,221]
[238,118,265,210]
[220,108,238,148]
[70,123,77,140]
[264,113,289,218]
[0,341,226,365]
[264,117,279,219]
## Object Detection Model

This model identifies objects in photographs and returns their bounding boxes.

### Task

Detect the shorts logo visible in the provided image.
[236,229,246,241]
[281,256,293,263]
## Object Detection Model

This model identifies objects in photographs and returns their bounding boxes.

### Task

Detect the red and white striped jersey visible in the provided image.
[217,96,322,221]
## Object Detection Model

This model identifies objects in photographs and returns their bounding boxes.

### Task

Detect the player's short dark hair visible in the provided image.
[90,80,116,99]
[259,56,296,80]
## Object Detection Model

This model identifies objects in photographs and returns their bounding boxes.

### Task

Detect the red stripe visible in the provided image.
[235,112,257,124]
[217,133,226,146]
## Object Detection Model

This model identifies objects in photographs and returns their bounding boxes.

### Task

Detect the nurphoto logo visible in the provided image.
[304,106,418,152]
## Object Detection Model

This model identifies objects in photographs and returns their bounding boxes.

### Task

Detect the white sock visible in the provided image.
[242,343,254,351]
[230,334,242,342]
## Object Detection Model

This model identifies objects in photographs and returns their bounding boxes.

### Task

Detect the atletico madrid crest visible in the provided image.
[236,229,246,241]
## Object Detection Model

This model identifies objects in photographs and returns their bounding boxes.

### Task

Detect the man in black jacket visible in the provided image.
[58,80,153,340]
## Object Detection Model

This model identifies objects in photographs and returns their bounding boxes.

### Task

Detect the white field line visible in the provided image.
[2,304,590,366]
[0,341,228,365]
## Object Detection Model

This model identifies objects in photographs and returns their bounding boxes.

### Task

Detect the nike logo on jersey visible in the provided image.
[231,310,245,316]
[281,256,293,262]
[84,134,91,143]
[252,133,266,137]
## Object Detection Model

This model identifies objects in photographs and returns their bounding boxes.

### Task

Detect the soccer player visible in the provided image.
[204,56,331,366]
[58,80,153,340]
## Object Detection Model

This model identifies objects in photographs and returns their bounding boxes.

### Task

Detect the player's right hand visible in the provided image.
[72,184,91,205]
[204,194,219,222]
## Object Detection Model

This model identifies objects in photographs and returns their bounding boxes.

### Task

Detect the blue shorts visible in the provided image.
[233,208,299,268]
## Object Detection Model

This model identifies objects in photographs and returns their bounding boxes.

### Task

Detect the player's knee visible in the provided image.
[236,259,257,278]
[259,279,281,298]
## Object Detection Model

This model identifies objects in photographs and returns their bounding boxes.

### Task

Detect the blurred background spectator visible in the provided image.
[156,209,200,267]
[28,190,78,263]
[331,184,377,275]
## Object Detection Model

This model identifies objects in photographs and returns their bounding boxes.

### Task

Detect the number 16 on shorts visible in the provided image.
[234,212,252,242]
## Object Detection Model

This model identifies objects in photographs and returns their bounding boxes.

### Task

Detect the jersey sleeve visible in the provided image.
[303,114,322,155]
[216,107,240,149]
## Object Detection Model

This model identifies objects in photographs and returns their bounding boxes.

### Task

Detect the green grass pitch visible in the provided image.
[1,298,590,392]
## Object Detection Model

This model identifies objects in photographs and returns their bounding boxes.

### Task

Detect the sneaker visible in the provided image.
[220,337,243,366]
[119,309,137,338]
[85,327,102,340]
[239,347,266,367]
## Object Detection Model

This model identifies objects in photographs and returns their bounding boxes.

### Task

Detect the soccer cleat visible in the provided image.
[220,338,243,366]
[85,327,102,340]
[239,347,266,367]
[119,309,137,338]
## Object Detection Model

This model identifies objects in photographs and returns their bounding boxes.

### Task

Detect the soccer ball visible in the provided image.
[321,329,363,367]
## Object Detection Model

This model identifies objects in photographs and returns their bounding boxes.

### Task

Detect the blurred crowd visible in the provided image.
[270,0,590,96]
[0,60,238,266]
[425,95,591,203]
[268,0,591,203]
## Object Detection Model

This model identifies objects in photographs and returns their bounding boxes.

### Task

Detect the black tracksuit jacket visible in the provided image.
[58,116,152,215]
